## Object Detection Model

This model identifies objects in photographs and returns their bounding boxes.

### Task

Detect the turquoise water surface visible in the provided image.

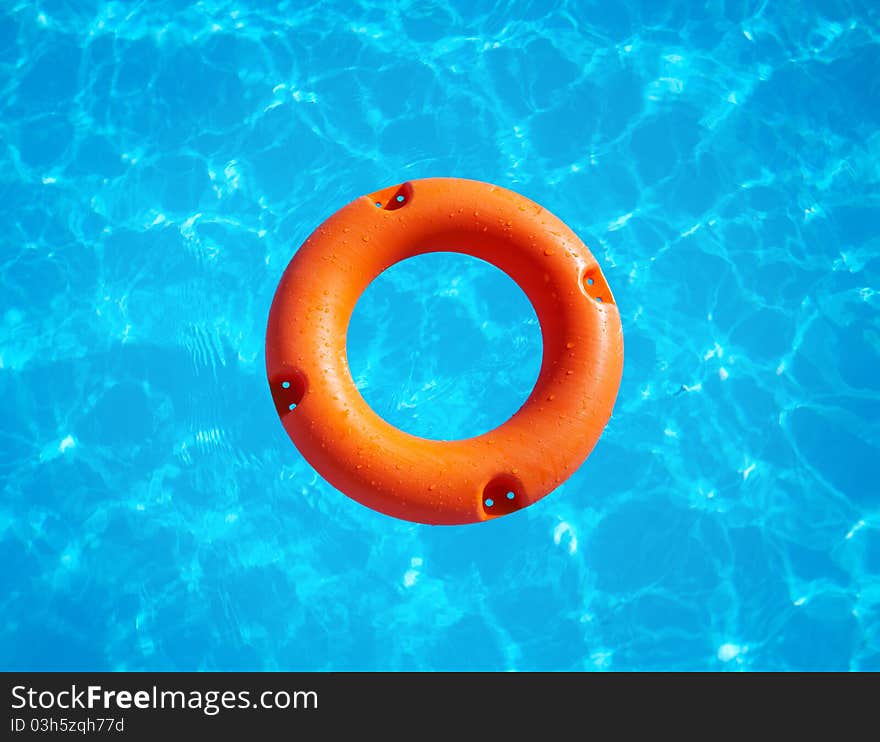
[1,0,879,671]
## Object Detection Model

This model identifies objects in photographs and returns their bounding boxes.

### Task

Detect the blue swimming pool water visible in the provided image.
[1,0,878,671]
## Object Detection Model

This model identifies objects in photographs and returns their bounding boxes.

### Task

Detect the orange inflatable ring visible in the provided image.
[266,178,623,525]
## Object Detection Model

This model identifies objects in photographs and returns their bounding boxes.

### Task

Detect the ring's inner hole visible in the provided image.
[346,252,542,441]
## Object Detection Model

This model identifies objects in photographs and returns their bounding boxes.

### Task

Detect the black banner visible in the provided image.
[2,672,873,737]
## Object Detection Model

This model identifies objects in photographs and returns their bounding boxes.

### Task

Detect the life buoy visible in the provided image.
[266,178,623,525]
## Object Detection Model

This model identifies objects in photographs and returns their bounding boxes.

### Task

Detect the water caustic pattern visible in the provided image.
[0,0,878,669]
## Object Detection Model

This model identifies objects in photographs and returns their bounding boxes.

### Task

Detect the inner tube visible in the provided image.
[266,177,624,525]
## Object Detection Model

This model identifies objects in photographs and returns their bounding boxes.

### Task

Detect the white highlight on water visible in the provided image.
[553,522,577,555]
[403,557,423,588]
[717,643,745,662]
